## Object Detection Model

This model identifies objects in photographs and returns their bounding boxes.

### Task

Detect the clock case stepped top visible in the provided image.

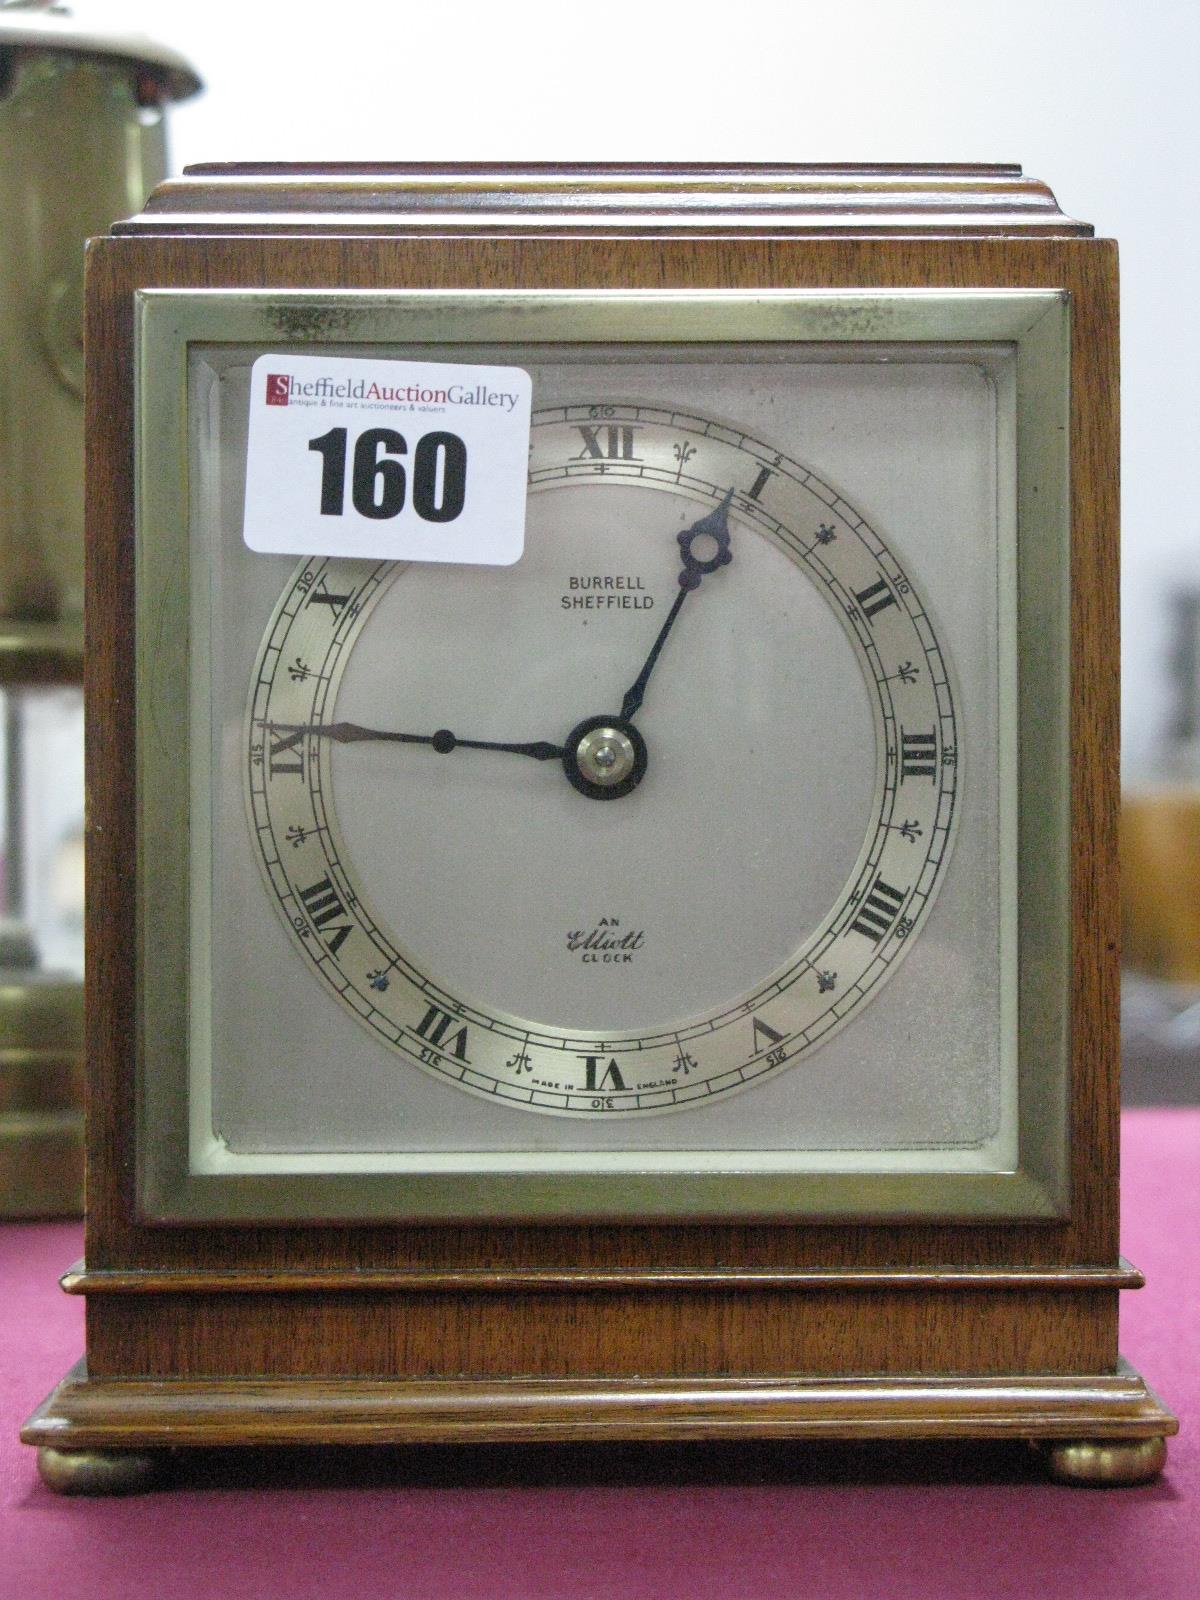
[114,162,1093,238]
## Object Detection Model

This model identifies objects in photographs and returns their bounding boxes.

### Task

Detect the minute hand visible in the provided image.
[619,489,734,723]
[283,722,564,761]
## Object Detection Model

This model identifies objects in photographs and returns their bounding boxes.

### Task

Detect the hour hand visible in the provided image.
[619,489,734,723]
[674,487,735,592]
[271,721,565,762]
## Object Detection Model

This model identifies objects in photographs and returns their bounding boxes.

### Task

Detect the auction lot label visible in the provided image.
[244,354,531,564]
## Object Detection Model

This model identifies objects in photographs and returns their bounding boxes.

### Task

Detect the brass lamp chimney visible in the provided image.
[0,1,200,1214]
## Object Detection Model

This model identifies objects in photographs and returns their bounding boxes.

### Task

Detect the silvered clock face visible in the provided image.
[245,403,958,1117]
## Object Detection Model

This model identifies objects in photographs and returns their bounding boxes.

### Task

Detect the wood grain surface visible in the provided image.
[113,162,1094,238]
[23,1359,1176,1451]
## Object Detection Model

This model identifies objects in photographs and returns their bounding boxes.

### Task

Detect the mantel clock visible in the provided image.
[22,164,1177,1490]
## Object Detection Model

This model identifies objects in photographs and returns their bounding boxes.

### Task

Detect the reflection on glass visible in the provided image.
[0,684,84,978]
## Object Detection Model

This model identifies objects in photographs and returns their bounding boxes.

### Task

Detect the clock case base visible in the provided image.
[25,1357,1175,1490]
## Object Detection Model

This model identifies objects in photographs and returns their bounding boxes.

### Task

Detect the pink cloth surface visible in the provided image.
[1,1107,1195,1600]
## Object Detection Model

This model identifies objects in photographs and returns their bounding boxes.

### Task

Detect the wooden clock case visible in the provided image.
[22,164,1177,1490]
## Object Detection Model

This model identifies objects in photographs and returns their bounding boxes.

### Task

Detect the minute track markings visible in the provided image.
[245,405,959,1116]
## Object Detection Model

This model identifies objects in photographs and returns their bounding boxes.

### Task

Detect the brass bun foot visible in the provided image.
[37,1445,166,1496]
[1044,1435,1168,1486]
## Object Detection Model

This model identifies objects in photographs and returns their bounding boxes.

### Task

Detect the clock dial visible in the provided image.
[245,404,958,1117]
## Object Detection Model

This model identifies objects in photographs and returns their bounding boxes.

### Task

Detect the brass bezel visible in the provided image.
[133,287,1070,1224]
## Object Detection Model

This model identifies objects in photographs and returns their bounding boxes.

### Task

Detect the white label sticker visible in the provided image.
[243,354,531,564]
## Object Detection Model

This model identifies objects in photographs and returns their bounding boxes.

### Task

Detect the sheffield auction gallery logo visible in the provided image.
[262,369,522,412]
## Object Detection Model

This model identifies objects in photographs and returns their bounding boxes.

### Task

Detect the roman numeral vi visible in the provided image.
[583,1056,627,1092]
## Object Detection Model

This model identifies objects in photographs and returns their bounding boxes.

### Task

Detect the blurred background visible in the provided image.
[1,0,1196,1214]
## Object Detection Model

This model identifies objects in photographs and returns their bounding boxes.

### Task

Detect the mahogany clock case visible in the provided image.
[21,166,1177,1484]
